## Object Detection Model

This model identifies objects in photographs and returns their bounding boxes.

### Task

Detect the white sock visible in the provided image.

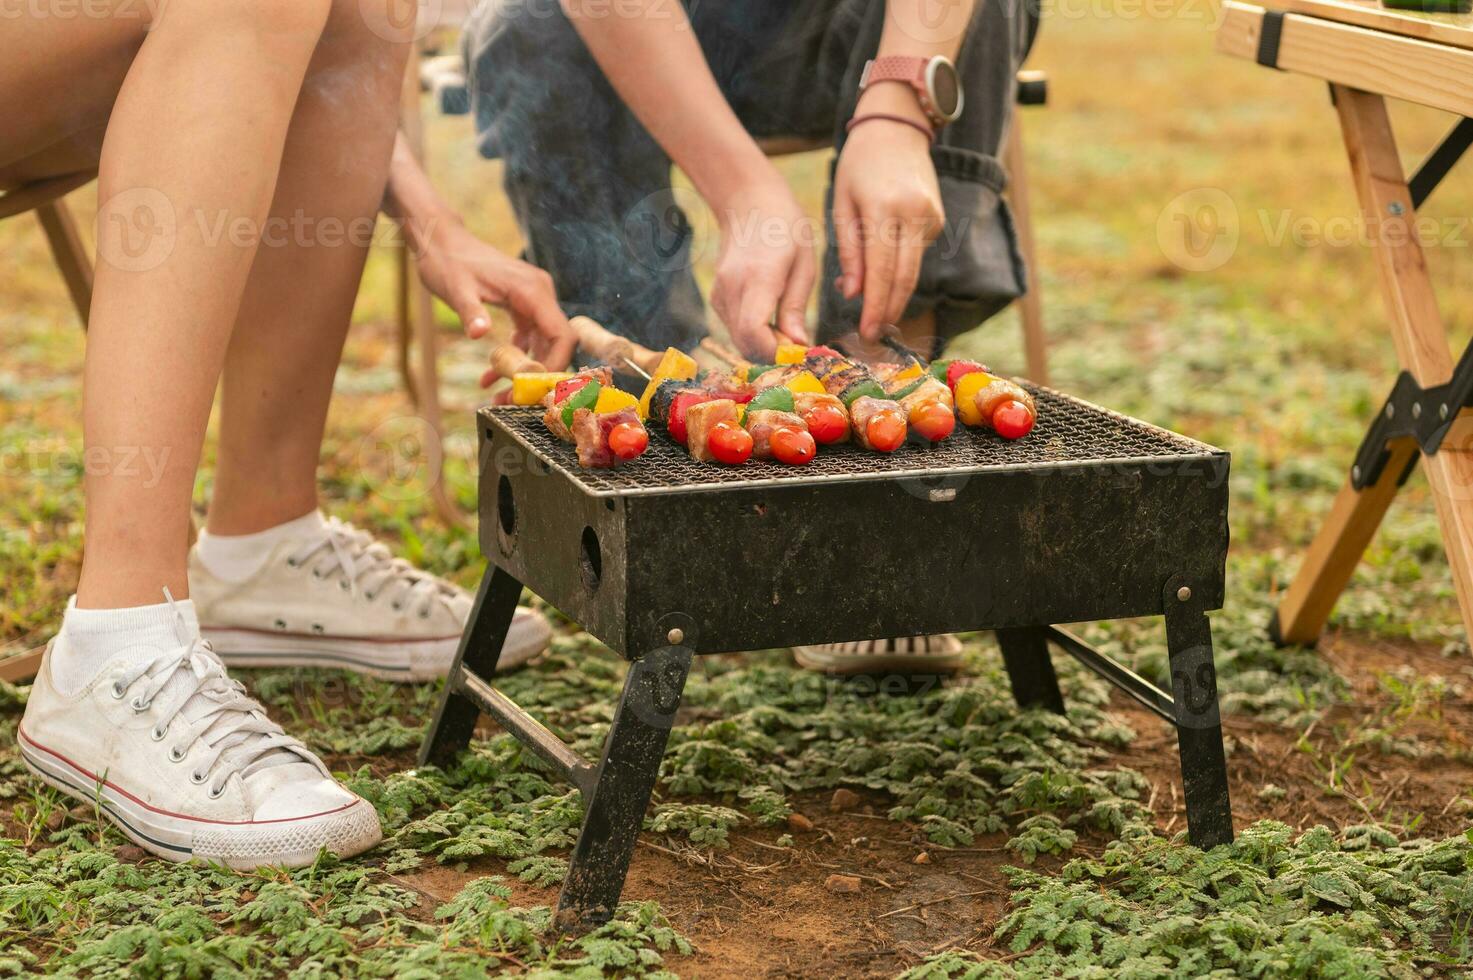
[195,510,328,583]
[52,597,200,696]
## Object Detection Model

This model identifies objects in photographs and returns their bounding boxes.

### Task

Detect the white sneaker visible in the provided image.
[190,517,551,682]
[20,625,382,870]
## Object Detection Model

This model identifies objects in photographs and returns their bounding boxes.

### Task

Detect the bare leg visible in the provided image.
[207,5,411,535]
[1,0,336,607]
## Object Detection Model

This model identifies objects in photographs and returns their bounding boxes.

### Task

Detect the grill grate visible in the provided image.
[485,385,1218,496]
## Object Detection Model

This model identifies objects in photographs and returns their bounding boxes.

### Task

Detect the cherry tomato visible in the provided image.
[708,422,754,465]
[806,345,843,359]
[866,409,907,453]
[803,403,849,444]
[770,426,817,465]
[945,360,987,390]
[910,402,956,443]
[608,421,649,460]
[992,400,1035,440]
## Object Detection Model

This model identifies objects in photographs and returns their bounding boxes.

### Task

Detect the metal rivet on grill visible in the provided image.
[667,628,685,646]
[1177,586,1192,602]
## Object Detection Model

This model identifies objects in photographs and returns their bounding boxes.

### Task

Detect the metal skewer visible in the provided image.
[622,356,652,380]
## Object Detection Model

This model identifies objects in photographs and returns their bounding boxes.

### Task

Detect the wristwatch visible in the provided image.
[858,55,964,130]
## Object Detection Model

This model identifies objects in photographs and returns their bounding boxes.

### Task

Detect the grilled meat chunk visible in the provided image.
[684,399,740,462]
[974,379,1036,426]
[898,376,953,414]
[744,409,807,458]
[569,406,643,469]
[850,395,907,451]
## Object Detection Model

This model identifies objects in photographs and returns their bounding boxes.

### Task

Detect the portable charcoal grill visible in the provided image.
[421,385,1235,930]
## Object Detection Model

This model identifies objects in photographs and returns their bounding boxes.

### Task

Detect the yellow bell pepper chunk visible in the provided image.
[637,347,700,418]
[594,387,639,414]
[953,370,998,427]
[774,343,808,365]
[510,372,573,405]
[893,363,923,382]
[785,370,825,395]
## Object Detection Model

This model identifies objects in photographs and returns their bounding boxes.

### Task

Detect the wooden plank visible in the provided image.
[0,171,93,221]
[0,648,44,684]
[1218,3,1473,118]
[1261,0,1473,52]
[1004,119,1049,385]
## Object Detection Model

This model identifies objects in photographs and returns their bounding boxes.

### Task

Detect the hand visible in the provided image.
[832,105,945,339]
[412,218,575,384]
[708,171,816,361]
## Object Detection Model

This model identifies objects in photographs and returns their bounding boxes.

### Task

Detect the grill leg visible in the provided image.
[997,627,1065,713]
[555,644,693,932]
[419,565,524,768]
[1163,578,1234,849]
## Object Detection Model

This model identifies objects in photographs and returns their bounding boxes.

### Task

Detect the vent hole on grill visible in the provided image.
[497,476,515,537]
[580,526,602,592]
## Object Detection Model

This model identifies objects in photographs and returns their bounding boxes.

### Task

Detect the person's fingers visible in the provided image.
[451,282,491,338]
[502,267,568,338]
[859,224,898,339]
[832,196,864,300]
[885,237,926,326]
[776,247,814,344]
[733,279,782,361]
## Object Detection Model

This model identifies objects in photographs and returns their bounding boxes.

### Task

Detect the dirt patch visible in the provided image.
[392,798,1046,978]
[1115,630,1473,839]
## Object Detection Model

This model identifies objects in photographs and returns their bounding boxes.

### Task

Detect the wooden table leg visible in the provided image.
[398,45,466,529]
[35,199,94,329]
[1277,86,1473,644]
[1274,437,1418,644]
[1004,119,1049,385]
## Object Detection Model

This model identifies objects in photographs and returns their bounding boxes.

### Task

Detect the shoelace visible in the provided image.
[113,593,327,798]
[287,517,457,619]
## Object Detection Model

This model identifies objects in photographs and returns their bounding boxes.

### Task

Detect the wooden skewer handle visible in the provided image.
[491,344,545,378]
[570,315,664,374]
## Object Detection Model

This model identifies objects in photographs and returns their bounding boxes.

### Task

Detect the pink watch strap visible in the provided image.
[862,56,927,89]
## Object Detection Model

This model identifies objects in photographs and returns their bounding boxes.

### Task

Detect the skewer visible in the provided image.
[699,337,747,368]
[622,356,651,381]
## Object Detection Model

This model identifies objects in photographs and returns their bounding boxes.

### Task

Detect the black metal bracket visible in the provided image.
[1349,339,1473,490]
[1410,117,1473,210]
[1044,626,1176,724]
[1257,10,1287,69]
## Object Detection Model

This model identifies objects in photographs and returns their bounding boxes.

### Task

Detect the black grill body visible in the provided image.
[423,386,1236,932]
[482,390,1229,656]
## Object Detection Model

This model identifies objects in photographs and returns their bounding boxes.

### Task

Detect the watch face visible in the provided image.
[926,58,963,121]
